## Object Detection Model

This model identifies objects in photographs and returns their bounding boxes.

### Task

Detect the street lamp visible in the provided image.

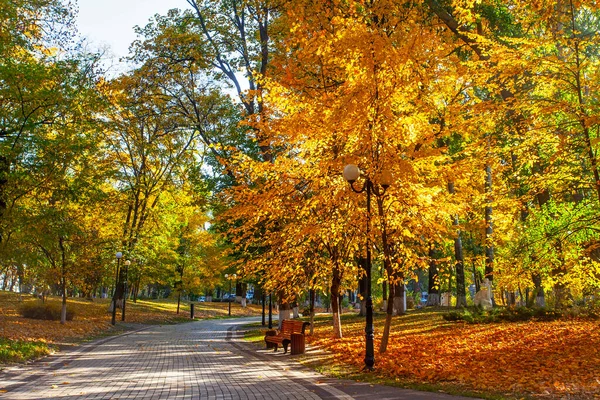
[111,252,123,325]
[121,259,131,321]
[343,164,391,371]
[224,273,236,316]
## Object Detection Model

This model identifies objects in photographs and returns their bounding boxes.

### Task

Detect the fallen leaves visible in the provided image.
[0,291,261,347]
[307,310,600,399]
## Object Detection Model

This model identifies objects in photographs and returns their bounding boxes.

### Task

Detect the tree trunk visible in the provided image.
[530,273,545,307]
[61,286,67,325]
[393,282,406,315]
[261,293,266,326]
[59,237,67,324]
[448,182,467,307]
[0,155,8,247]
[382,278,387,312]
[330,268,342,339]
[552,239,569,309]
[484,163,494,284]
[277,301,291,330]
[379,284,395,353]
[309,288,315,336]
[427,247,440,306]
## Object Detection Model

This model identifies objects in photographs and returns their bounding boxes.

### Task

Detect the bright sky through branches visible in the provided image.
[76,0,187,71]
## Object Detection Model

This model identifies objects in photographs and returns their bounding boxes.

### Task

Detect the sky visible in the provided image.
[76,0,189,72]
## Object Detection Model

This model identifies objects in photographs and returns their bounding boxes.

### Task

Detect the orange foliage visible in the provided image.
[307,310,600,398]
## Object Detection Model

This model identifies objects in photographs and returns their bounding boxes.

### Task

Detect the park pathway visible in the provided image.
[0,317,476,399]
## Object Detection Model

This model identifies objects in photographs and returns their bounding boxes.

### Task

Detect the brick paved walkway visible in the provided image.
[0,317,477,399]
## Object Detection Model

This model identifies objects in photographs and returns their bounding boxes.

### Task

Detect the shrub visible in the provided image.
[19,301,75,321]
[443,310,465,322]
[0,338,54,363]
[341,297,350,309]
[443,306,562,324]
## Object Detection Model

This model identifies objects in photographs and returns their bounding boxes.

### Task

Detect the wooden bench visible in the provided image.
[264,319,310,354]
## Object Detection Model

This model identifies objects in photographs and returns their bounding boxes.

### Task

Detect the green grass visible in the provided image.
[0,338,55,364]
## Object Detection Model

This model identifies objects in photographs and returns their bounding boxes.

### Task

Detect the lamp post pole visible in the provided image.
[121,260,131,321]
[364,179,375,370]
[111,252,123,326]
[343,164,391,371]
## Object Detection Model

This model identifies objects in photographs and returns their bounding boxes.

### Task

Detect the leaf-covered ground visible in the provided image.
[305,309,600,399]
[0,291,261,346]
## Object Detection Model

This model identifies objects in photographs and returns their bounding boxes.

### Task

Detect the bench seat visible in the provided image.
[264,319,310,353]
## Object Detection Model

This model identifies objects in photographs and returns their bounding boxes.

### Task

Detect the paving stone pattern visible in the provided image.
[0,317,477,400]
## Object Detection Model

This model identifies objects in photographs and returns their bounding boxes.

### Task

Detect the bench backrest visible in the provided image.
[281,319,309,335]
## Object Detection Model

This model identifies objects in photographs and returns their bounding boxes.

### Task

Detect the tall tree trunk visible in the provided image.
[448,182,467,307]
[277,298,292,330]
[531,273,546,307]
[393,281,406,315]
[61,277,67,325]
[0,155,7,246]
[379,283,395,353]
[484,163,494,290]
[376,195,396,352]
[382,277,387,311]
[552,239,569,309]
[330,267,342,339]
[59,237,67,325]
[261,293,266,326]
[309,288,315,335]
[427,247,440,306]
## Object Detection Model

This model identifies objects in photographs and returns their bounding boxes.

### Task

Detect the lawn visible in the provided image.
[0,291,261,363]
[290,309,600,399]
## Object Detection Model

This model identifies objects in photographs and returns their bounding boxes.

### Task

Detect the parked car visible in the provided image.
[222,294,235,302]
[197,296,206,302]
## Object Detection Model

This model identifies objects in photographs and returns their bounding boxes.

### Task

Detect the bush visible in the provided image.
[19,301,75,321]
[341,297,350,309]
[443,306,562,324]
[0,338,54,363]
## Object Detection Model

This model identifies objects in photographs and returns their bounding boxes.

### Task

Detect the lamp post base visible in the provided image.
[364,295,375,370]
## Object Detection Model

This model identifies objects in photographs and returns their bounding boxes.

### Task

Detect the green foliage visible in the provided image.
[19,301,75,321]
[443,306,562,324]
[0,338,54,363]
[341,297,350,309]
[301,307,312,317]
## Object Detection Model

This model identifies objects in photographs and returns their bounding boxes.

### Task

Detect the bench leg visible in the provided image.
[283,340,289,354]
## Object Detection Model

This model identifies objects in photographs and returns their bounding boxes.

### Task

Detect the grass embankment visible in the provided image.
[0,291,261,364]
[249,308,600,400]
